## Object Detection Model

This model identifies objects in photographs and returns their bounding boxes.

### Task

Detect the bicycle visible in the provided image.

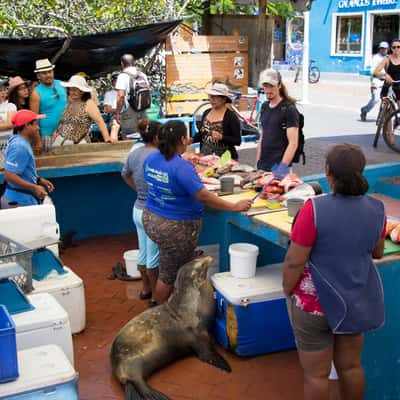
[293,60,320,84]
[192,89,262,138]
[373,80,400,150]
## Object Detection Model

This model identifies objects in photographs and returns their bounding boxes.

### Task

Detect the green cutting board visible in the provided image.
[384,239,400,256]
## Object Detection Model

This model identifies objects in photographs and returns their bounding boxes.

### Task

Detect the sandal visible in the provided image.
[148,300,158,308]
[139,291,152,300]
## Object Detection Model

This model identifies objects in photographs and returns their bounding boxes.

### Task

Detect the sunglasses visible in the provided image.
[392,45,400,49]
[52,88,60,100]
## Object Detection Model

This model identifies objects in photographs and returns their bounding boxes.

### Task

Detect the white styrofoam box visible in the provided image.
[32,267,86,334]
[211,263,284,305]
[0,204,60,256]
[0,345,78,400]
[12,293,74,365]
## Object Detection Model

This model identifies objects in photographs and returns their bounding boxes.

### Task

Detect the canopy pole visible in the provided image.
[301,11,310,104]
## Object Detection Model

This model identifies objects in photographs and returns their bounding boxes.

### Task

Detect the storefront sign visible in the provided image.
[338,0,397,9]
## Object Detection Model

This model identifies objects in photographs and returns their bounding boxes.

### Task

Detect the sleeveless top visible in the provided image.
[36,80,67,136]
[308,194,385,334]
[57,101,92,144]
[387,58,400,81]
[200,118,226,154]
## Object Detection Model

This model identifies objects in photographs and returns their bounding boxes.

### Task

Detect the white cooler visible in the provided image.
[12,293,74,365]
[32,267,86,334]
[0,345,78,400]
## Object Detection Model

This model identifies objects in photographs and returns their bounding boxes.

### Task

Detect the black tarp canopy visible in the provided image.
[0,20,180,80]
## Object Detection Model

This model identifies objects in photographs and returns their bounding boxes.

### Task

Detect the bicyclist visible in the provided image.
[256,69,299,172]
[373,38,400,143]
[360,41,388,122]
[192,83,241,160]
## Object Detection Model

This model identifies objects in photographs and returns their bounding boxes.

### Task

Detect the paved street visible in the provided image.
[238,72,400,176]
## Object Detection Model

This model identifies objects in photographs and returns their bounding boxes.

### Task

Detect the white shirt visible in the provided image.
[115,67,148,112]
[103,89,118,110]
[370,53,387,88]
[0,102,17,139]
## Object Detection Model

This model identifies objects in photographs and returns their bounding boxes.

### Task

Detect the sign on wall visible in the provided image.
[338,0,397,10]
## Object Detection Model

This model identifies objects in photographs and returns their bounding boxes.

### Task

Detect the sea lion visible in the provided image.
[110,256,231,400]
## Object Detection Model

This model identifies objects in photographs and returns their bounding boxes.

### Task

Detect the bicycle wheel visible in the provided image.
[192,101,211,135]
[308,67,320,84]
[382,109,400,153]
[373,101,388,148]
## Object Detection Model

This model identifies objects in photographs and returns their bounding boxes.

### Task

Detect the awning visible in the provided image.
[0,20,181,80]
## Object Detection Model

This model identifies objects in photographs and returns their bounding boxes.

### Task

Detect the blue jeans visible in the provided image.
[133,206,159,269]
[361,87,378,114]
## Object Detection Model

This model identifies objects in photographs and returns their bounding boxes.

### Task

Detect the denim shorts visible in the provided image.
[132,206,159,269]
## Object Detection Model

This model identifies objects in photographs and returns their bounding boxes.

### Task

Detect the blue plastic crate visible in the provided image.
[0,304,19,383]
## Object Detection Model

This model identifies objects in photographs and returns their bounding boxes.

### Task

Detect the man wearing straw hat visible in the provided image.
[30,58,67,152]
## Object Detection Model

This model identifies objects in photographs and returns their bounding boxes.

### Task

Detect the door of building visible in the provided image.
[373,14,400,53]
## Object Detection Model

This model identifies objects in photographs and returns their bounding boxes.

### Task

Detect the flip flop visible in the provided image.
[139,291,152,300]
[148,300,158,308]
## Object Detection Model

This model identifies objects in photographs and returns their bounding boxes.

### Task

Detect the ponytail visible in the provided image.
[333,172,369,196]
[158,120,187,161]
[279,82,297,104]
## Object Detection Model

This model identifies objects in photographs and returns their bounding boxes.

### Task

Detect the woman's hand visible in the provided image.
[385,74,393,85]
[232,199,252,212]
[106,136,118,144]
[211,130,223,141]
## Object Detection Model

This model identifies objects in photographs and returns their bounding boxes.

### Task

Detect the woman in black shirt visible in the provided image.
[192,83,241,160]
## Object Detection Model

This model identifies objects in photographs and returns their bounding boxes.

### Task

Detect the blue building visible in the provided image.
[309,0,400,73]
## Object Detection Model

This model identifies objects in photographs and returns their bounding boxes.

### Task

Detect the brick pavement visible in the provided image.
[238,134,400,177]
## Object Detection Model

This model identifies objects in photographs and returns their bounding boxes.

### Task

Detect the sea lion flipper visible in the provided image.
[125,380,171,400]
[191,334,232,373]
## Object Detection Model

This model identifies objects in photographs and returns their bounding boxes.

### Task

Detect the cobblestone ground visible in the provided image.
[238,134,400,177]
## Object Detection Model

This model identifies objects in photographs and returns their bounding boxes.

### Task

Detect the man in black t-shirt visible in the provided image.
[256,69,299,172]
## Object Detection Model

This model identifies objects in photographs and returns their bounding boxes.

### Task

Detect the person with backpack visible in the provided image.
[256,69,304,172]
[115,54,151,139]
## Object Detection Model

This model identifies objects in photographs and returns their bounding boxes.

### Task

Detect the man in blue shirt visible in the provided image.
[1,110,54,209]
[30,59,67,153]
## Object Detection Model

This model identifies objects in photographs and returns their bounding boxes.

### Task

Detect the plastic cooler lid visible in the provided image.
[211,264,284,305]
[0,345,76,397]
[12,293,68,333]
[32,266,82,292]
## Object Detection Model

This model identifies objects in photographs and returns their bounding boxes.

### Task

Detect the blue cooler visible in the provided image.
[0,345,78,400]
[211,264,295,356]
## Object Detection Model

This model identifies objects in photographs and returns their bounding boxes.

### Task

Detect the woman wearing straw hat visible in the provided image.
[8,76,31,111]
[192,82,241,160]
[52,75,116,146]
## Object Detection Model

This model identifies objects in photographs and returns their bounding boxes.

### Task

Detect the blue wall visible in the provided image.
[310,0,400,73]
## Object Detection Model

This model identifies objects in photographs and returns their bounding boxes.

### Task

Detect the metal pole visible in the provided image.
[301,11,310,104]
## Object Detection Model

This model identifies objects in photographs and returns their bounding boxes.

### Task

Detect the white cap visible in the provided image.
[379,41,389,49]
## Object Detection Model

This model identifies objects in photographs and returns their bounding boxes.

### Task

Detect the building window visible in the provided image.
[335,15,363,55]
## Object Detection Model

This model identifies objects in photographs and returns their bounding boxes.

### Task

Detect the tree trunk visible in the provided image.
[201,0,212,35]
[252,0,273,86]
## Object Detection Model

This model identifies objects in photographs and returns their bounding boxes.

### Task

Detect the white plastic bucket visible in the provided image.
[229,243,259,278]
[123,250,141,278]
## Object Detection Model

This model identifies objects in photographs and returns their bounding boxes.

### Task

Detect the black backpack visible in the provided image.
[124,71,151,112]
[261,101,306,165]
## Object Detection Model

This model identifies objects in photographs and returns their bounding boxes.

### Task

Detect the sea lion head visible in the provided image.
[169,256,215,328]
[175,256,213,290]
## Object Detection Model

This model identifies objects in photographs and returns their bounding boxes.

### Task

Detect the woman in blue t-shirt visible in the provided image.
[143,120,251,306]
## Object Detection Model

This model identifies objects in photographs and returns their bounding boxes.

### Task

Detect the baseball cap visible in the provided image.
[12,110,46,127]
[379,41,389,49]
[259,69,281,87]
